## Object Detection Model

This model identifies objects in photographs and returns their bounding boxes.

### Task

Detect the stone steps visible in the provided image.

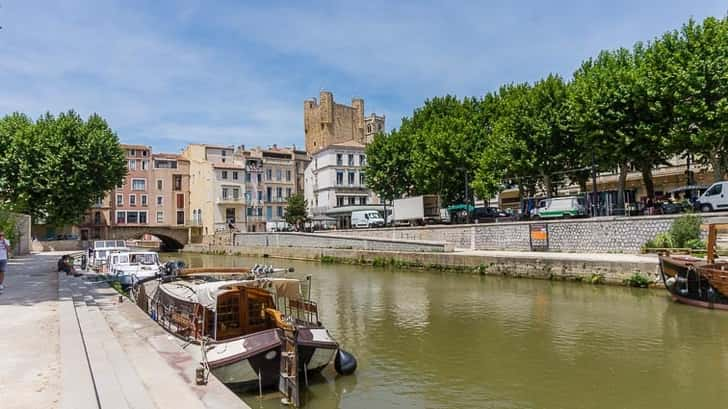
[59,274,249,409]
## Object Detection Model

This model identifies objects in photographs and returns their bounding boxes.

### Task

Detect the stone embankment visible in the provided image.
[326,212,728,253]
[185,242,660,286]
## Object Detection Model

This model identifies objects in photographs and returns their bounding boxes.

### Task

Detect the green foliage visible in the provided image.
[284,193,309,229]
[651,17,728,180]
[0,111,127,225]
[0,208,18,244]
[669,214,702,248]
[590,273,606,285]
[644,232,675,249]
[685,238,706,250]
[364,130,413,202]
[624,272,651,288]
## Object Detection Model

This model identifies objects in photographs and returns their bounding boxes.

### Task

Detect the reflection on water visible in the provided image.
[164,253,728,409]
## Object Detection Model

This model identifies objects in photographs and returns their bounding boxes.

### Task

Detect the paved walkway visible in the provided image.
[0,253,250,409]
[0,253,62,409]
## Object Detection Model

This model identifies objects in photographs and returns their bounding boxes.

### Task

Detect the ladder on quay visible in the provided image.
[279,327,300,407]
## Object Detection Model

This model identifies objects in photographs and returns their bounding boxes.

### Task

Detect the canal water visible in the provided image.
[163,253,728,409]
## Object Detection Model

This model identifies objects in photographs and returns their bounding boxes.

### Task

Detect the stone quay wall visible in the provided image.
[324,212,728,254]
[233,232,452,252]
[184,244,659,286]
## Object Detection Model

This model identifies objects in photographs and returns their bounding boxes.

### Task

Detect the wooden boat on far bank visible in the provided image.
[659,218,728,310]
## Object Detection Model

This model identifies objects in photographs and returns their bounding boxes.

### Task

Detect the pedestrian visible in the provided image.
[0,231,10,293]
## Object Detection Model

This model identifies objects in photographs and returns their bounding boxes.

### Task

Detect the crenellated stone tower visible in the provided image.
[304,91,385,155]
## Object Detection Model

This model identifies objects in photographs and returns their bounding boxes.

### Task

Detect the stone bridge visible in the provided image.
[106,225,201,250]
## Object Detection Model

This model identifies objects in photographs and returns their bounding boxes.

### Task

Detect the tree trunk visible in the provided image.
[640,163,655,201]
[617,162,628,213]
[578,176,588,194]
[542,173,552,198]
[710,152,724,182]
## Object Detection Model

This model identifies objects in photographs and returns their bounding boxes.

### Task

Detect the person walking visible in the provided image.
[0,231,10,293]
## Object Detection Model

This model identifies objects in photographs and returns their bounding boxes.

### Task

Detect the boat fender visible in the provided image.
[665,277,676,289]
[334,349,357,376]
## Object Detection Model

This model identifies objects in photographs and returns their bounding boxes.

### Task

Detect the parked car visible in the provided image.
[472,207,508,223]
[351,210,385,228]
[695,181,728,212]
[533,197,587,219]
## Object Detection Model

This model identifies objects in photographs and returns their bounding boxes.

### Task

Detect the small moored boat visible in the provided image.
[659,219,728,309]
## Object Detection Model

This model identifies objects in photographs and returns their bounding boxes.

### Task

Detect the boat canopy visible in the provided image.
[161,278,303,311]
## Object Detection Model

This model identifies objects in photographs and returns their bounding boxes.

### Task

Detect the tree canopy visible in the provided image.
[0,110,127,226]
[284,193,309,229]
[364,15,728,207]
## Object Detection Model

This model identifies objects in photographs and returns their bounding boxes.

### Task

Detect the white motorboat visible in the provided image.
[107,251,162,287]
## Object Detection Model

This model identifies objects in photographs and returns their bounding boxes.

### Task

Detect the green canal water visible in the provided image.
[163,253,728,409]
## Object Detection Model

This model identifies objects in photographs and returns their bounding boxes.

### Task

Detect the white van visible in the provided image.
[533,196,587,219]
[696,181,728,212]
[351,210,385,228]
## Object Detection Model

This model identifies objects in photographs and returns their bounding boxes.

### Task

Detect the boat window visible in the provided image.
[217,295,241,334]
[131,253,157,265]
[119,255,129,263]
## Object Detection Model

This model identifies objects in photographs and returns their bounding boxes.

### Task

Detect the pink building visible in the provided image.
[111,144,190,228]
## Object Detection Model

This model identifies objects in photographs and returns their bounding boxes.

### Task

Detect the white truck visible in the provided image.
[392,195,442,225]
[351,210,385,228]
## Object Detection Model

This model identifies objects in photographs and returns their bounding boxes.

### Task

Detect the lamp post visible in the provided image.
[591,149,598,217]
[457,167,470,224]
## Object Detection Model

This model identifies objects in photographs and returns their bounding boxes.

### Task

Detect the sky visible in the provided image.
[1,1,726,153]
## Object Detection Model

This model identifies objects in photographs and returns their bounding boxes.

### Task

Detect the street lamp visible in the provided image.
[457,167,470,224]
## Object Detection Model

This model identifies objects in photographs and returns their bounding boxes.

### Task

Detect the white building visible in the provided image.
[304,141,380,223]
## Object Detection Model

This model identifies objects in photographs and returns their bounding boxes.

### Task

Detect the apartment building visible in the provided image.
[304,140,380,217]
[183,144,308,234]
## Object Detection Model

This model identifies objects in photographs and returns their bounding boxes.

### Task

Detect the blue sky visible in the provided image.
[1,1,726,153]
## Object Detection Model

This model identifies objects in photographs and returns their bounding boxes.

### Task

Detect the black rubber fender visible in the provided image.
[334,349,357,375]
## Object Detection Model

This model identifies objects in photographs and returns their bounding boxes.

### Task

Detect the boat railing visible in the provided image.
[277,296,319,325]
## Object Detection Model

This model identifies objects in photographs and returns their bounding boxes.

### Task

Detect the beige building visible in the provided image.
[304,91,385,155]
[183,144,309,234]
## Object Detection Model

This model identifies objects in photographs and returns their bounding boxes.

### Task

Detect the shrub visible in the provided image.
[645,232,674,249]
[669,214,702,248]
[685,238,706,250]
[624,272,651,288]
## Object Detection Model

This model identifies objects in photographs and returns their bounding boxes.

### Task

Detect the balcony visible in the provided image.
[216,196,244,205]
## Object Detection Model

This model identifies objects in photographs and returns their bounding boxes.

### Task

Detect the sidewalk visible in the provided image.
[0,253,250,409]
[0,253,62,409]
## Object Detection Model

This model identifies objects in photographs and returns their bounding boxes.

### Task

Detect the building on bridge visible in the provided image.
[74,144,193,248]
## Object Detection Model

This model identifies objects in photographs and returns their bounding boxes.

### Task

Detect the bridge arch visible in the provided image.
[107,226,195,251]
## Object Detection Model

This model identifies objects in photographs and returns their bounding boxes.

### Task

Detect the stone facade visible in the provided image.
[324,213,728,253]
[303,91,384,155]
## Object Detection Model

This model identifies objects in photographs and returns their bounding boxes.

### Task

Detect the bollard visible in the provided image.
[195,366,207,385]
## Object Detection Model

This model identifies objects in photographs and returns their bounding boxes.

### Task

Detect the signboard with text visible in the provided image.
[529,223,549,251]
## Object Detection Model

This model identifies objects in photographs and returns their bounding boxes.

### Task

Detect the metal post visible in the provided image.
[591,149,598,217]
[686,153,692,186]
[464,171,470,224]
